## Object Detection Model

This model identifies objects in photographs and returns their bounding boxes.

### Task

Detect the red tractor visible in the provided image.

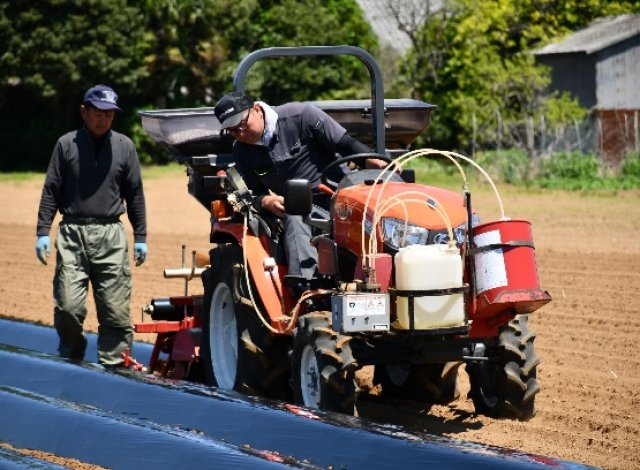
[137,46,551,420]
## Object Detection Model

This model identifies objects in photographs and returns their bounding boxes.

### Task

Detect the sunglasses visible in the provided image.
[224,109,251,135]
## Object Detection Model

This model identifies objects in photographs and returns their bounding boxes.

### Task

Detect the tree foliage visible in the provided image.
[131,0,256,109]
[0,0,147,112]
[0,0,377,170]
[243,0,378,103]
[132,0,378,106]
[396,0,640,153]
[2,0,638,170]
[0,0,148,169]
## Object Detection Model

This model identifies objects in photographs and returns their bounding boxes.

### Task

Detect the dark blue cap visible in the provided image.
[83,84,122,111]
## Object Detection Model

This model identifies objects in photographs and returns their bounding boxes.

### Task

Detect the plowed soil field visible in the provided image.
[1,170,638,469]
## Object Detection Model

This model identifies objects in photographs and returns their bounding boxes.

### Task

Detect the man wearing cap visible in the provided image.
[35,84,148,368]
[214,91,388,281]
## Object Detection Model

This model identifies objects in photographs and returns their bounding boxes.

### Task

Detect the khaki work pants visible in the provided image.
[53,220,133,366]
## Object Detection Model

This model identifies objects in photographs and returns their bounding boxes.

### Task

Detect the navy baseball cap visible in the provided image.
[214,92,254,129]
[83,84,122,111]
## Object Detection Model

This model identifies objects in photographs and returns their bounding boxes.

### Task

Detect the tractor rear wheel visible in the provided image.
[200,243,291,401]
[291,312,358,415]
[373,362,461,405]
[467,314,540,421]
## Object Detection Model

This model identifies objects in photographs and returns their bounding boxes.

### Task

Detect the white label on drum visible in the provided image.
[474,229,508,294]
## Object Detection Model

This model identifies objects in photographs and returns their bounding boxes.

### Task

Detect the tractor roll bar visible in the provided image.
[232,45,386,154]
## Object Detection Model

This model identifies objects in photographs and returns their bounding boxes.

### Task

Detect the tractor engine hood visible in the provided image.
[332,182,468,254]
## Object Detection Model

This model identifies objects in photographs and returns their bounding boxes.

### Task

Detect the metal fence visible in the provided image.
[470,109,640,166]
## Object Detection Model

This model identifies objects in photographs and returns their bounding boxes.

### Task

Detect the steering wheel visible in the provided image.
[320,152,394,190]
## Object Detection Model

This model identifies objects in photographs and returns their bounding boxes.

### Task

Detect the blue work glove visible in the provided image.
[134,242,147,266]
[36,236,50,265]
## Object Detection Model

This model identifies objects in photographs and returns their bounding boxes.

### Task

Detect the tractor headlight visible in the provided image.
[381,217,429,249]
[453,223,466,244]
[449,215,480,245]
[451,214,480,245]
[432,223,466,245]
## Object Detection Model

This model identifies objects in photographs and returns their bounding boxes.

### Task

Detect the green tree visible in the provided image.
[0,0,379,169]
[243,0,379,103]
[396,0,640,153]
[134,0,379,107]
[0,0,148,170]
[126,0,259,160]
[132,0,257,109]
[129,0,378,161]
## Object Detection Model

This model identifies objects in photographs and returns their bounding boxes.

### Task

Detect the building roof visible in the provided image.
[534,14,640,55]
[355,0,443,53]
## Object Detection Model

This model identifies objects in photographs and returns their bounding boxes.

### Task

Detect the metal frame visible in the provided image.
[232,45,386,154]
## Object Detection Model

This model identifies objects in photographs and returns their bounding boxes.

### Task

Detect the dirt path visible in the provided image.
[1,171,638,469]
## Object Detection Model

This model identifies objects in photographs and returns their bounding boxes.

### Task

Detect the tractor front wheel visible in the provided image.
[467,314,540,421]
[291,312,358,415]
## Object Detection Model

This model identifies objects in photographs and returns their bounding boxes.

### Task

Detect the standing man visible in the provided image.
[214,91,388,281]
[36,84,147,368]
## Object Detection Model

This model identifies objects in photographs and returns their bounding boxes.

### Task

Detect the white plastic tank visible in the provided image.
[394,244,465,330]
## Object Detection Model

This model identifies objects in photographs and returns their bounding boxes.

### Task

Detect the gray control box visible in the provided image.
[331,293,390,333]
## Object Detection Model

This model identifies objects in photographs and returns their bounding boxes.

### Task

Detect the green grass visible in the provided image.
[141,161,188,179]
[0,171,43,182]
[407,149,640,192]
[3,150,640,192]
[0,162,187,183]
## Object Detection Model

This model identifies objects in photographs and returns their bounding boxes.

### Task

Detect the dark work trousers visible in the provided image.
[282,204,329,279]
[53,219,133,366]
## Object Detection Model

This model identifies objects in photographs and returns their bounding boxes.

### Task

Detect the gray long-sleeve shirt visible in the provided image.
[233,102,349,205]
[36,126,147,242]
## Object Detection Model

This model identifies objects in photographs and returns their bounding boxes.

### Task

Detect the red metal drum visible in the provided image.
[471,219,551,319]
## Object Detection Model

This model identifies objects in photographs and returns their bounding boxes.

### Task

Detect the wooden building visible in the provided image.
[534,14,640,165]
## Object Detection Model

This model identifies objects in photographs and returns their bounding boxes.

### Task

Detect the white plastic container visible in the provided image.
[394,244,465,330]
